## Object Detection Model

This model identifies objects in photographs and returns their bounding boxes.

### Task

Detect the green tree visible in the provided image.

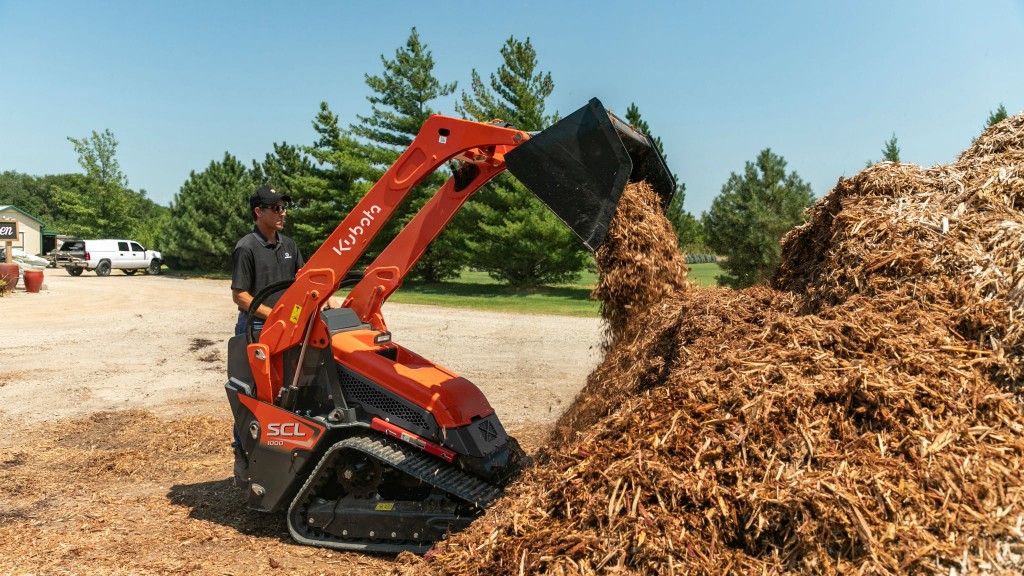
[252,140,334,259]
[162,152,253,271]
[290,103,374,264]
[50,182,101,239]
[865,132,901,167]
[457,36,590,287]
[0,168,166,249]
[0,171,54,223]
[127,193,170,250]
[36,174,91,236]
[50,129,159,241]
[623,103,705,249]
[882,133,900,162]
[457,37,553,129]
[704,148,814,288]
[69,129,128,189]
[140,200,171,252]
[349,27,462,282]
[986,103,1008,129]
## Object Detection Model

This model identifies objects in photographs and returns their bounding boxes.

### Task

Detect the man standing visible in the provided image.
[230,185,344,486]
[231,185,305,338]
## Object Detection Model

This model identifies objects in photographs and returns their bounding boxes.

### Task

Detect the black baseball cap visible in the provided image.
[250,185,292,209]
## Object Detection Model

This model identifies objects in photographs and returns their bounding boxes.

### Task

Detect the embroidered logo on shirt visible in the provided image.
[284,252,293,259]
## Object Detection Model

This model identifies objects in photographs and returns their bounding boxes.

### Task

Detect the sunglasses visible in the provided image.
[261,204,288,213]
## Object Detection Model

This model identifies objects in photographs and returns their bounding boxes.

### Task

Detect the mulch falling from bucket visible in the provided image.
[410,115,1024,575]
[591,180,690,343]
[550,181,690,448]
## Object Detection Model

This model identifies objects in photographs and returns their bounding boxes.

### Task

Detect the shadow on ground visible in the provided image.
[167,478,291,540]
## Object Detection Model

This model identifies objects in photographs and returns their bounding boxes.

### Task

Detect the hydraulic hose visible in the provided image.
[245,270,366,344]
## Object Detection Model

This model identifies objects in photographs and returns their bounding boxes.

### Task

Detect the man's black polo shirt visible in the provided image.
[231,227,305,310]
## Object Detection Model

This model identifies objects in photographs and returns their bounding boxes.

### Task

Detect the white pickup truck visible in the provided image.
[62,239,163,276]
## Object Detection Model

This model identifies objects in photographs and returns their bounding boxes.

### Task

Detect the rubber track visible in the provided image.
[339,434,504,506]
[287,432,503,552]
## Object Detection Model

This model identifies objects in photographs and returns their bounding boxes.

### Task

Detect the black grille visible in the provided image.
[337,367,429,430]
[478,419,498,442]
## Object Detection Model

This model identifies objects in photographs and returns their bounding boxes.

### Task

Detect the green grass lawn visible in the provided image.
[388,272,601,317]
[386,263,723,317]
[687,262,724,287]
[180,263,724,318]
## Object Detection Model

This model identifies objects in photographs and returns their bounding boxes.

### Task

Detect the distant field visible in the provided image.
[182,263,724,317]
[388,263,723,317]
[687,261,723,287]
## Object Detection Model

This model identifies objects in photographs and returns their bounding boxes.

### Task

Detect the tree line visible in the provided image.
[0,28,1012,289]
[0,129,168,251]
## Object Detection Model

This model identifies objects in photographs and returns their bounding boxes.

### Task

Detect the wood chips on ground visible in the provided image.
[0,410,396,575]
[408,116,1024,575]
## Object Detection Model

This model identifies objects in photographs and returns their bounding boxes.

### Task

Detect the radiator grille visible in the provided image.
[337,367,429,430]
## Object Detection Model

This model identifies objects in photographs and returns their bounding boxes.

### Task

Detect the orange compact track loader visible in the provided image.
[225,98,675,553]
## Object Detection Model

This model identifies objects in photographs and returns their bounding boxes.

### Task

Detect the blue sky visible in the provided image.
[1,1,1022,217]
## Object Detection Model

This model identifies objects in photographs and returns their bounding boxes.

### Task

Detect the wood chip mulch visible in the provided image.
[408,115,1024,575]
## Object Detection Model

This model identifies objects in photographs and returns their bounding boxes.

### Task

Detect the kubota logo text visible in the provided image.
[266,423,306,437]
[332,205,382,254]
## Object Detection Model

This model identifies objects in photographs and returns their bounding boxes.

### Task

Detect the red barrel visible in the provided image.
[23,269,43,293]
[0,263,18,292]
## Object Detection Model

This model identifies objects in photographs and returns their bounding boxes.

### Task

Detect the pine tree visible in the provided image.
[162,153,253,271]
[882,133,900,162]
[986,104,1008,129]
[456,36,589,287]
[623,103,704,248]
[704,149,814,288]
[349,28,463,282]
[252,139,344,260]
[457,37,553,130]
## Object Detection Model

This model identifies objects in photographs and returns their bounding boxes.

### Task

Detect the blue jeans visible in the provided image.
[235,311,264,337]
[232,312,262,447]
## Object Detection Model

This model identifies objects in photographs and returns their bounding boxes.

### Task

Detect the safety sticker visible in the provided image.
[375,502,395,511]
[290,305,302,324]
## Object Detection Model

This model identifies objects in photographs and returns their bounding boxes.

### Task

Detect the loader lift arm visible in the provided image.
[247,117,528,404]
[246,98,675,405]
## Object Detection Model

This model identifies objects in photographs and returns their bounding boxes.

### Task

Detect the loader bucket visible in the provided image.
[505,97,676,252]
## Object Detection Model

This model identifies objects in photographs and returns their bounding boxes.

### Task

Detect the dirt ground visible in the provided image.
[0,270,604,575]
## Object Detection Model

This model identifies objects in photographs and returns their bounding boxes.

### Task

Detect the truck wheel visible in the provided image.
[146,260,161,275]
[96,261,111,277]
[68,267,83,277]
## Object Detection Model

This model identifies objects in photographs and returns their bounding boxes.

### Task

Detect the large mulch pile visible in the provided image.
[408,115,1024,575]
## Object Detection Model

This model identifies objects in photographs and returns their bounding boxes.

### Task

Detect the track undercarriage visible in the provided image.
[287,433,507,553]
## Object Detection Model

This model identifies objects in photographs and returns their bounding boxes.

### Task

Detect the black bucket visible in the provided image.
[505,98,675,252]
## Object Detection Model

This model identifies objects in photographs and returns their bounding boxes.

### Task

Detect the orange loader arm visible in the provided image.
[248,116,528,404]
[244,97,677,405]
